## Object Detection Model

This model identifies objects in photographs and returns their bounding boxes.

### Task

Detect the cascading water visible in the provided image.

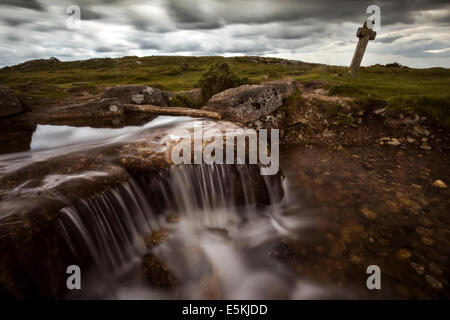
[56,163,313,299]
[0,116,332,300]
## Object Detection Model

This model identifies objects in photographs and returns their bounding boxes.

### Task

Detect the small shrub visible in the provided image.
[181,61,190,72]
[169,94,190,107]
[384,62,403,68]
[195,62,250,100]
[268,70,281,79]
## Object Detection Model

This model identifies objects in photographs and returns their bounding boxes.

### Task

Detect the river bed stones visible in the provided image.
[425,274,443,291]
[433,179,447,189]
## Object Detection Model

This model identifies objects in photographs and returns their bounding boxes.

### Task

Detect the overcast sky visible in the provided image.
[0,0,449,68]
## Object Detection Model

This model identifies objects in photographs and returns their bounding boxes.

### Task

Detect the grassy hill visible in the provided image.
[1,55,449,127]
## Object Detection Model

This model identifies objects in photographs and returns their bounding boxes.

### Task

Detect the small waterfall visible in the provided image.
[58,180,155,276]
[57,163,286,298]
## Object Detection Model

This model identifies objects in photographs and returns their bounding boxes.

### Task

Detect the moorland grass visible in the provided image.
[1,56,449,127]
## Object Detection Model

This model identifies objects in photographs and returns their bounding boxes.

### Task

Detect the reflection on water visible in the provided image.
[0,116,192,175]
[30,116,192,151]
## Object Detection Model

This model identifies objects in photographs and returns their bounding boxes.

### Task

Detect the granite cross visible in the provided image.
[348,20,376,77]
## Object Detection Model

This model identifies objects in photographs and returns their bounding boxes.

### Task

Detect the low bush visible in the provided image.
[196,62,250,100]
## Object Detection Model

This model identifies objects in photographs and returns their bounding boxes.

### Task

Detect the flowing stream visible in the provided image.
[0,116,335,300]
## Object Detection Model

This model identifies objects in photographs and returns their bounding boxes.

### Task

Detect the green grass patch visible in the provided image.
[0,55,449,128]
[388,96,450,128]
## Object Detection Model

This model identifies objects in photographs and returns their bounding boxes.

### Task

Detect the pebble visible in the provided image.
[387,138,401,146]
[410,262,425,275]
[429,263,442,276]
[396,248,412,260]
[420,237,434,246]
[374,107,386,115]
[361,207,377,220]
[415,227,433,237]
[433,180,448,189]
[425,275,443,291]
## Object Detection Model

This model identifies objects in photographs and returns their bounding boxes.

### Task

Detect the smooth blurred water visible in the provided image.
[30,116,192,151]
[0,116,191,175]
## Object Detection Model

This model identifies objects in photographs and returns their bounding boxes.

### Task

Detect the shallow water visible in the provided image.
[0,116,339,299]
[0,116,190,175]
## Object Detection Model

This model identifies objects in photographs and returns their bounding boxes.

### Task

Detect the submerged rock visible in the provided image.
[203,79,298,124]
[425,274,443,291]
[0,86,23,118]
[433,180,447,189]
[396,249,412,260]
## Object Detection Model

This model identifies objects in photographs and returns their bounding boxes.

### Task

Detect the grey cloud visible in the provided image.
[0,0,449,68]
[2,18,27,26]
[377,36,402,44]
[81,8,103,20]
[96,46,114,52]
[138,40,161,50]
[0,0,44,11]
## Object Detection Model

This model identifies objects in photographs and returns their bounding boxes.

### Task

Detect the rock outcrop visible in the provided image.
[102,85,173,106]
[0,86,23,118]
[33,98,124,121]
[203,79,298,124]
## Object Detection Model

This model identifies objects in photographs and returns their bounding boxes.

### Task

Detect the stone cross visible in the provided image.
[348,20,376,77]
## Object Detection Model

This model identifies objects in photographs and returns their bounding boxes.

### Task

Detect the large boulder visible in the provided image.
[0,86,23,118]
[203,79,298,124]
[102,85,173,106]
[174,88,203,106]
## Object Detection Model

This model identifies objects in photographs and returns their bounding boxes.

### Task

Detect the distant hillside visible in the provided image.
[1,55,449,127]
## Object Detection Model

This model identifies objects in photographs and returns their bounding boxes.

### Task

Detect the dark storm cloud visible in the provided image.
[164,0,450,28]
[0,0,44,11]
[2,18,27,26]
[0,0,449,68]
